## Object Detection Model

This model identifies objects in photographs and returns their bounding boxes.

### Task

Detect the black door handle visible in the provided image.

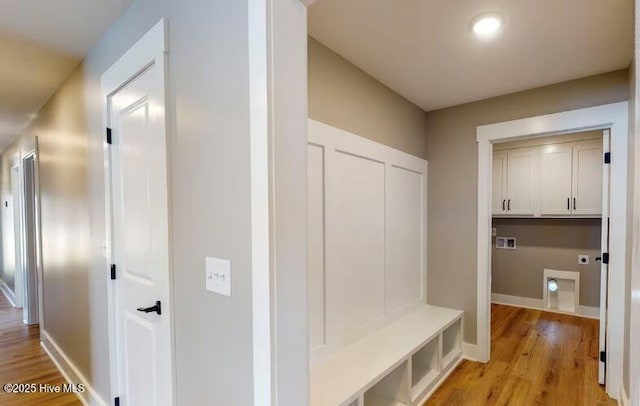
[573,198,576,210]
[507,199,511,211]
[502,199,505,211]
[137,301,162,315]
[567,198,570,210]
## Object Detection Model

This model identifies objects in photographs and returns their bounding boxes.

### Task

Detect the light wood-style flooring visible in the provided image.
[425,303,615,406]
[0,290,80,405]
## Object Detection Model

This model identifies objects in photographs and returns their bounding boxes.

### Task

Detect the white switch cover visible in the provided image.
[206,257,232,297]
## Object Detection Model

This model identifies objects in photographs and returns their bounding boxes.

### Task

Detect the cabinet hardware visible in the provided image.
[502,200,505,211]
[573,198,576,211]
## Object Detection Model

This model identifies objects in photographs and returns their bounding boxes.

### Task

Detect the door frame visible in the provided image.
[100,18,175,403]
[21,148,44,328]
[475,101,629,399]
[11,162,24,309]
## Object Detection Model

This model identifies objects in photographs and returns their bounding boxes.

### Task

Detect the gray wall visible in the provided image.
[83,1,256,403]
[492,218,602,307]
[308,37,428,159]
[425,69,629,344]
[0,0,261,404]
[0,66,94,383]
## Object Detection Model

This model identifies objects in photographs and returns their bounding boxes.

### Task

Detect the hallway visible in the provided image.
[0,292,80,405]
[425,304,615,406]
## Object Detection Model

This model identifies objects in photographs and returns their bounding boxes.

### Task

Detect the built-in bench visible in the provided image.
[311,305,464,406]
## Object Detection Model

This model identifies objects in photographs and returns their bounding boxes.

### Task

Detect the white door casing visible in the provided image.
[101,19,174,406]
[598,130,610,385]
[476,102,628,400]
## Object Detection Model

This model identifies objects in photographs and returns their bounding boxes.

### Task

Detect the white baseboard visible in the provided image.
[491,293,599,320]
[620,384,629,406]
[40,330,106,406]
[462,342,482,362]
[0,279,17,307]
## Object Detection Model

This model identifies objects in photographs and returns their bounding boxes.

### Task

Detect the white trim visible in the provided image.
[491,293,599,319]
[0,279,17,307]
[462,342,481,362]
[248,0,272,404]
[40,330,107,406]
[21,149,43,328]
[100,18,174,404]
[619,385,629,406]
[476,102,628,400]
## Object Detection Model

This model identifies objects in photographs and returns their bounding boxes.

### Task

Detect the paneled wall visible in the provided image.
[308,120,427,358]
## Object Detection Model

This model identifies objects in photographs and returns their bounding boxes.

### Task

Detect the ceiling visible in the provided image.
[0,0,133,146]
[308,0,633,112]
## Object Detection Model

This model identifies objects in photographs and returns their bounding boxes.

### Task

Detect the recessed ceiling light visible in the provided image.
[471,14,503,39]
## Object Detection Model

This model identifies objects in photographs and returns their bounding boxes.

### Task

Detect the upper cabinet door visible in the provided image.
[492,152,507,215]
[539,144,573,215]
[506,149,536,215]
[572,141,603,215]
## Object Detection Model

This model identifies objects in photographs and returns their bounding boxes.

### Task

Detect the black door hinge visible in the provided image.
[604,152,611,164]
[110,264,117,280]
[600,351,606,363]
[106,127,112,144]
[602,253,609,264]
[114,397,120,406]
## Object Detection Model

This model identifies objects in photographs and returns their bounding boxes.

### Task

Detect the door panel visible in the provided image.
[492,152,507,215]
[506,149,535,215]
[539,144,572,215]
[109,57,172,405]
[573,141,603,215]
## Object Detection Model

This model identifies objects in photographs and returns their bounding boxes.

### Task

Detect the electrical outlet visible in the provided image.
[492,228,497,237]
[578,255,590,265]
[206,257,232,297]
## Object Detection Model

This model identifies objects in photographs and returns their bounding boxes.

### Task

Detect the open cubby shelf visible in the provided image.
[411,338,440,401]
[364,362,410,406]
[310,305,464,406]
[442,319,462,369]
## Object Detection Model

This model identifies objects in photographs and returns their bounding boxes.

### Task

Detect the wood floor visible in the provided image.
[0,291,80,405]
[425,304,615,406]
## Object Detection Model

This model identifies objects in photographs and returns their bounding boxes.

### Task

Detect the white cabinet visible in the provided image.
[572,141,603,215]
[492,149,535,216]
[492,152,507,215]
[506,149,536,215]
[495,138,603,218]
[539,140,602,216]
[539,144,573,215]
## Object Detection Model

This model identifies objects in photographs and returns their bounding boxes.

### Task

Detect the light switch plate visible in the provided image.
[206,257,232,297]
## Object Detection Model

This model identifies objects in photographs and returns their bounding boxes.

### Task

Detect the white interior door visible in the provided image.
[506,149,535,215]
[22,155,39,326]
[539,144,572,215]
[598,130,610,385]
[10,165,24,308]
[492,152,507,215]
[105,21,173,406]
[573,140,603,216]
